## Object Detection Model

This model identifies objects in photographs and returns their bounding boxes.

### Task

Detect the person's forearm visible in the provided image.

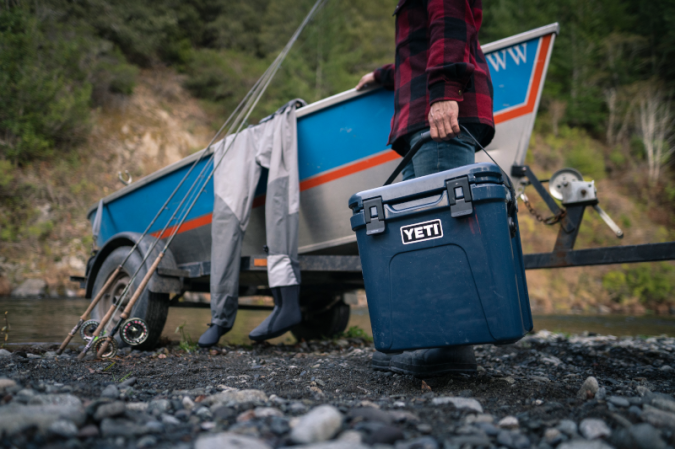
[374,64,395,90]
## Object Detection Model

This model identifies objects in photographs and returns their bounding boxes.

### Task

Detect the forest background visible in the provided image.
[1,0,675,313]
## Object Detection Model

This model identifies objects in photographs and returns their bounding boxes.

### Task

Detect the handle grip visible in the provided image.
[384,131,432,186]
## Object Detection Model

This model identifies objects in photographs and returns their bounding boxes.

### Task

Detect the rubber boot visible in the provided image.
[249,285,302,341]
[371,351,403,371]
[197,323,231,348]
[389,346,477,378]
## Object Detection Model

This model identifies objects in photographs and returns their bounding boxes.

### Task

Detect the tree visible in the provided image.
[636,86,675,184]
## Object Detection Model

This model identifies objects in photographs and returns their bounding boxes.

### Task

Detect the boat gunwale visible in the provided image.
[87,23,560,219]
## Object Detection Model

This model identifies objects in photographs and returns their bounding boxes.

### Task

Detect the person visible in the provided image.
[355,0,494,377]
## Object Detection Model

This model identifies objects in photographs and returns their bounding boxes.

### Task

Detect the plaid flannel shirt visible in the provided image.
[374,0,494,153]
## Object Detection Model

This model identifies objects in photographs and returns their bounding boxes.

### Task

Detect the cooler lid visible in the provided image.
[349,163,503,211]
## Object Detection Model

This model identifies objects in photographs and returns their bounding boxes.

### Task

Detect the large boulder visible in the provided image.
[11,279,47,298]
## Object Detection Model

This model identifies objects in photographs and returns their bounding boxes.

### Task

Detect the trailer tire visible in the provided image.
[291,293,350,341]
[91,246,169,350]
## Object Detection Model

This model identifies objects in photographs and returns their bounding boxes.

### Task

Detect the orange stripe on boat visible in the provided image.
[494,34,551,125]
[151,213,212,239]
[298,150,401,192]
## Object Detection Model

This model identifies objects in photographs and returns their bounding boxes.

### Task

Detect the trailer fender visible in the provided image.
[84,232,182,298]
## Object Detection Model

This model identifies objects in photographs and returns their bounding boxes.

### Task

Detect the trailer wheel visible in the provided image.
[291,293,350,341]
[90,246,169,350]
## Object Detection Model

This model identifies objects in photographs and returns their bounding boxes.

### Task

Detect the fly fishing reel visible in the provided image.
[120,317,149,346]
[79,320,100,342]
[94,337,118,358]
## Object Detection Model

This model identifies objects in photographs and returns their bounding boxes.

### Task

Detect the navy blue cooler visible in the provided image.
[349,162,532,353]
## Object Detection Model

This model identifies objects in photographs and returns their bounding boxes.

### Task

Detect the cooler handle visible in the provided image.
[383,131,432,186]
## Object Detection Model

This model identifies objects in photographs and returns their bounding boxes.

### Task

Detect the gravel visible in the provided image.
[0,330,673,448]
[290,405,343,444]
[577,376,600,400]
[579,418,611,439]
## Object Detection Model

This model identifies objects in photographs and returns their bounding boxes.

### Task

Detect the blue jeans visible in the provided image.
[401,124,488,181]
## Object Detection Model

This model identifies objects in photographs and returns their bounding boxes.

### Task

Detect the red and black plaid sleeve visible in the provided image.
[374,0,494,154]
[374,64,395,90]
[426,0,475,104]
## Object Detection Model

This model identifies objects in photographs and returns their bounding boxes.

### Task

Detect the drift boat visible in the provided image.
[79,24,560,346]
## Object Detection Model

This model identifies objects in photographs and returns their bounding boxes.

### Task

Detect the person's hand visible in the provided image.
[356,72,377,91]
[428,100,460,141]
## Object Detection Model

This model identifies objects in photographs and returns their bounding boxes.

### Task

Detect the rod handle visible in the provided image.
[122,253,163,319]
[57,266,122,355]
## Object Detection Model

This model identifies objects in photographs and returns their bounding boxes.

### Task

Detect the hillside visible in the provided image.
[0,70,215,295]
[520,129,675,315]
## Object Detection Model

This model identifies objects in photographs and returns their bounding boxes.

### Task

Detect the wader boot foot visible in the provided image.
[372,351,402,371]
[249,285,301,341]
[198,324,231,348]
[390,346,477,378]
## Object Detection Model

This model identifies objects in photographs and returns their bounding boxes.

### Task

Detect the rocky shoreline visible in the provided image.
[1,331,674,449]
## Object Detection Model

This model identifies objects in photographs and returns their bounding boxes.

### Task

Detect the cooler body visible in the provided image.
[349,163,532,353]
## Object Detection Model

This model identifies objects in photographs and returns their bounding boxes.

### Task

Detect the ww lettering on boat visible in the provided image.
[487,43,527,72]
[400,219,444,245]
[507,44,527,65]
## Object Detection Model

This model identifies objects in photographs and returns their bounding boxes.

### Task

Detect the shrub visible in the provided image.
[0,6,92,162]
[0,4,139,163]
[603,263,675,306]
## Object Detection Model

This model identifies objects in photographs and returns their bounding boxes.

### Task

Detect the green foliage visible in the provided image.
[0,5,90,162]
[482,0,675,135]
[603,263,675,305]
[608,148,627,168]
[175,322,198,353]
[339,325,373,342]
[0,160,14,190]
[0,2,139,163]
[544,126,606,179]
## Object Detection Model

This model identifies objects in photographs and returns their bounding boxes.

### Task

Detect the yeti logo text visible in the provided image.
[400,219,443,244]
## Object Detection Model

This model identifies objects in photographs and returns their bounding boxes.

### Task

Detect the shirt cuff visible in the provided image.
[373,67,387,84]
[429,80,465,104]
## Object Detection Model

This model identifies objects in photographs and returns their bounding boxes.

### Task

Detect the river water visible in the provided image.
[1,297,674,347]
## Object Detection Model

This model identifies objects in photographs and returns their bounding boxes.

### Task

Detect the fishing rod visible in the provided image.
[57,146,217,355]
[70,68,272,359]
[79,67,271,360]
[58,71,266,356]
[70,16,299,359]
[90,0,327,359]
[76,153,216,359]
[79,47,289,360]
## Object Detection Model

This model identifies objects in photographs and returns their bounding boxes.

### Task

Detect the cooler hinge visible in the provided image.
[364,197,386,235]
[446,177,473,218]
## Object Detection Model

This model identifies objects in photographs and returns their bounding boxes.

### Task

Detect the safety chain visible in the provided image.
[519,193,566,225]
